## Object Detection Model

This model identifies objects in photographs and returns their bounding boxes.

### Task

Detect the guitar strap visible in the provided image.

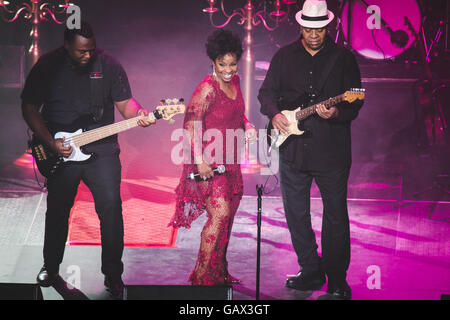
[89,53,105,123]
[312,47,343,101]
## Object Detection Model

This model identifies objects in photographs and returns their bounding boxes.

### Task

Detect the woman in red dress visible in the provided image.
[170,30,256,285]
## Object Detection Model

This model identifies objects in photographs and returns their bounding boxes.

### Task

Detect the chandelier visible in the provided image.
[202,0,298,119]
[0,0,73,68]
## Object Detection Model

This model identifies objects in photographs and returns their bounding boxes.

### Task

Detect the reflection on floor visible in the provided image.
[0,185,448,300]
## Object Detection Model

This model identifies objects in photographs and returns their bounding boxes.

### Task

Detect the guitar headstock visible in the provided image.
[344,88,365,103]
[155,98,186,121]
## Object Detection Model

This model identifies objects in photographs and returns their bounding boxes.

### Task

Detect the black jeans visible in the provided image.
[43,145,123,279]
[279,158,351,285]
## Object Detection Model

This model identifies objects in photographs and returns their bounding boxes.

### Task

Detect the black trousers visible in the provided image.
[279,158,351,285]
[43,147,123,279]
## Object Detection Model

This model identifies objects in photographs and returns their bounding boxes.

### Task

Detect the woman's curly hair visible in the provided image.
[205,29,243,61]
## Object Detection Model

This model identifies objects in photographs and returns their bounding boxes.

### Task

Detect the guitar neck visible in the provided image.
[295,94,345,121]
[72,113,157,147]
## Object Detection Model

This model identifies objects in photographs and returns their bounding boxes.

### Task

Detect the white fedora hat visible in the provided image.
[295,0,334,28]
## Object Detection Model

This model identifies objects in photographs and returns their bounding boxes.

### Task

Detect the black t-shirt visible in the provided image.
[21,47,132,153]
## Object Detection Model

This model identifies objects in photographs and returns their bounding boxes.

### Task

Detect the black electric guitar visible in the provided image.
[30,99,185,178]
[266,89,365,149]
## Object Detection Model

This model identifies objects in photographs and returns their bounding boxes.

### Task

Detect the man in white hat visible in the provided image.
[258,0,364,300]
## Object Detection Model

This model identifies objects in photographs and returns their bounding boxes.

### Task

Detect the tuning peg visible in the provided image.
[179,98,184,103]
[160,99,165,105]
[173,98,179,104]
[169,119,175,125]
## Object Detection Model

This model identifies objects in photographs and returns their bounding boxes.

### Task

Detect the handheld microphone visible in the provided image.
[187,165,226,180]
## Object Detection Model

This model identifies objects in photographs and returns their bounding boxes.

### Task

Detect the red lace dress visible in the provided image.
[170,74,244,285]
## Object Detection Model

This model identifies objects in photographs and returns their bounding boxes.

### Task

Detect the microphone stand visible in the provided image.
[256,184,263,300]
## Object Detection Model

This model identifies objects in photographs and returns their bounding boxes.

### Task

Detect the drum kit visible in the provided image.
[337,0,448,145]
[335,0,449,196]
[336,0,447,62]
[338,0,422,60]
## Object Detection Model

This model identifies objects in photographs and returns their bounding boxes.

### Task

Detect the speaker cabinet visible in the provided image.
[0,283,43,300]
[124,285,233,300]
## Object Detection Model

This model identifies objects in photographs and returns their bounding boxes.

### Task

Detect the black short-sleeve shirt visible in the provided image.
[21,47,132,152]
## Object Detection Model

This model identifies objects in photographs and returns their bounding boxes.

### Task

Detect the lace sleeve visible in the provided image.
[184,80,216,164]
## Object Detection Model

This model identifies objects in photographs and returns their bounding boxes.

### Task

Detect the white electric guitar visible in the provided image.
[266,89,365,149]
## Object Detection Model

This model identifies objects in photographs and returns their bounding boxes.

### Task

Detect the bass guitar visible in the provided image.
[30,99,185,178]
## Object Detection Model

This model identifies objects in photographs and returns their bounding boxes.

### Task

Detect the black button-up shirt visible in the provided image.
[258,36,364,171]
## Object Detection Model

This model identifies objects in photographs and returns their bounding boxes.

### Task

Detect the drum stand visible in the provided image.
[412,13,449,201]
[334,0,353,46]
[413,84,450,200]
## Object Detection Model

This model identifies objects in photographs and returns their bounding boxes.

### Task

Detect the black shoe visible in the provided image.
[36,266,58,287]
[318,281,352,300]
[104,276,124,300]
[285,269,325,291]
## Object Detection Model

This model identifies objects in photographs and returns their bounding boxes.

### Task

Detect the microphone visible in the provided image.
[187,165,226,180]
[390,29,409,48]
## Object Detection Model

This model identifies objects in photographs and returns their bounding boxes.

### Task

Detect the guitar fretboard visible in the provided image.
[70,113,156,147]
[295,94,345,121]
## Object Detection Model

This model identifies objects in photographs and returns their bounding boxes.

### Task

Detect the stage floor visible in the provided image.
[0,191,448,300]
[0,92,448,300]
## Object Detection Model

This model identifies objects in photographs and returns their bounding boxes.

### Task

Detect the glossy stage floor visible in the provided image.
[0,79,449,300]
[0,172,448,300]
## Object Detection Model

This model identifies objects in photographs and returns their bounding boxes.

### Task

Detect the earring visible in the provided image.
[212,66,217,77]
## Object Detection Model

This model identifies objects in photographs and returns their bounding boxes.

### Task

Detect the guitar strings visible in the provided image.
[296,94,345,121]
[58,104,183,147]
[60,115,145,147]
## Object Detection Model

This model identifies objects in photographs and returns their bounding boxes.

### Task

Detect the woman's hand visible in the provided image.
[245,123,258,143]
[197,161,214,181]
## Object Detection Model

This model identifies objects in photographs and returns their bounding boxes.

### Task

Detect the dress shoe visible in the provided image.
[318,281,352,300]
[104,276,124,300]
[285,269,325,291]
[225,273,241,284]
[36,266,58,287]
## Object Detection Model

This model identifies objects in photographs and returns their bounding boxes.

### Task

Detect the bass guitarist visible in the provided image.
[21,21,155,299]
[258,0,364,300]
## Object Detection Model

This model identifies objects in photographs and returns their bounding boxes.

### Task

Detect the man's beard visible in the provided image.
[75,55,95,73]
